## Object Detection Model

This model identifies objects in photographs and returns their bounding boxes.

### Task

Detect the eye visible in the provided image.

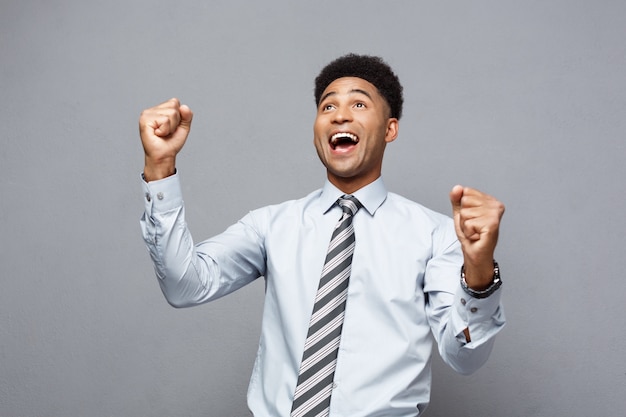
[354,102,366,108]
[322,104,335,111]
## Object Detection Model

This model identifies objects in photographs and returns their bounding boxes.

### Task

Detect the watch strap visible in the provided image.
[460,260,502,299]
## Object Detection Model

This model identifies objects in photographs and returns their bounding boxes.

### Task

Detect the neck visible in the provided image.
[328,174,380,195]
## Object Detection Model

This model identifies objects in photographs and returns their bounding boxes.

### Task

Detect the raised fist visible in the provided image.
[139,98,193,181]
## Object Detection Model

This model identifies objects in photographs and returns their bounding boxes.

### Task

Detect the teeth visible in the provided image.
[330,132,358,145]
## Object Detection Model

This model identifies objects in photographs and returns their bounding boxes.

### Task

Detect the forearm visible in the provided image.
[425,232,505,375]
[140,173,217,307]
[140,172,266,307]
[436,287,505,375]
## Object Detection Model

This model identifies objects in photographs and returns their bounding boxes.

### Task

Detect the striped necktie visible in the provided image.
[291,195,362,417]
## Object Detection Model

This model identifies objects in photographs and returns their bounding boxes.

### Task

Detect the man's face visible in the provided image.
[313,77,398,193]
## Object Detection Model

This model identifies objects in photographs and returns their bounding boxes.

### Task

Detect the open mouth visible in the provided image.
[330,132,359,150]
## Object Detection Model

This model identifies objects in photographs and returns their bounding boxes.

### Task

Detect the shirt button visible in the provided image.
[145,193,151,202]
[460,298,467,306]
[332,382,338,389]
[157,192,164,200]
[470,307,478,313]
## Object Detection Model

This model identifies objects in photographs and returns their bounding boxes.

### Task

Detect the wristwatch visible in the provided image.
[460,260,502,299]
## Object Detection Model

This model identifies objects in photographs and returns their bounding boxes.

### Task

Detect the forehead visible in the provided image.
[320,77,382,101]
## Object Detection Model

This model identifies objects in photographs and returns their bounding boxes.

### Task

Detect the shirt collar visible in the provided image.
[319,177,388,216]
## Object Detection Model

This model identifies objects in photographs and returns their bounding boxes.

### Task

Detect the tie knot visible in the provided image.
[337,195,362,217]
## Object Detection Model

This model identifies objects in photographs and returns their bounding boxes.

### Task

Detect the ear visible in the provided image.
[385,118,399,143]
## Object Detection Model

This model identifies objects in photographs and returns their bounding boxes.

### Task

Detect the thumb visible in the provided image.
[450,184,464,215]
[179,104,193,130]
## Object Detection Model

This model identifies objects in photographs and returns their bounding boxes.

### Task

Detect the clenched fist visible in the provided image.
[139,98,193,182]
[450,185,505,290]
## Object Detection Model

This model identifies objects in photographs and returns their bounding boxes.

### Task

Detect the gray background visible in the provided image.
[1,1,625,416]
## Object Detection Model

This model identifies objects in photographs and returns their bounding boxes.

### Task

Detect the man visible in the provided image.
[139,54,506,416]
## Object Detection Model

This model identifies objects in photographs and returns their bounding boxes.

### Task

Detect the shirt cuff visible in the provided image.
[141,171,184,214]
[453,280,502,322]
[450,280,503,343]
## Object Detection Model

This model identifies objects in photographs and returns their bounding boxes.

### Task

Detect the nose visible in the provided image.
[332,106,353,124]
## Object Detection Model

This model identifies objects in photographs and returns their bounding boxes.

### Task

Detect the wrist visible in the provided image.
[461,259,496,290]
[143,157,176,182]
[461,260,502,299]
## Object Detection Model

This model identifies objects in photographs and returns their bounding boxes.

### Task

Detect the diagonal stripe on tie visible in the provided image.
[291,195,362,417]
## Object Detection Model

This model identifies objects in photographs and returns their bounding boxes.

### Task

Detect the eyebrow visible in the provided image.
[320,88,373,104]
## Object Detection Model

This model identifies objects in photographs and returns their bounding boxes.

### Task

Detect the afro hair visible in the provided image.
[314,53,404,119]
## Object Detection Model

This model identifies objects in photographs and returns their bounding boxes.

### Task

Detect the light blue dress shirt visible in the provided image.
[140,173,505,416]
